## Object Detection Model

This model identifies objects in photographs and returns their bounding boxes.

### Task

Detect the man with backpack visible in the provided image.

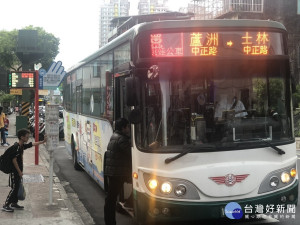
[1,129,47,212]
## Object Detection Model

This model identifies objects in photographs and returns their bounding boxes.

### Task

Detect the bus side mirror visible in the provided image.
[129,108,141,124]
[125,77,140,106]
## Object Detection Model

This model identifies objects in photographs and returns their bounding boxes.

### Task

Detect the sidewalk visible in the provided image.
[0,114,86,225]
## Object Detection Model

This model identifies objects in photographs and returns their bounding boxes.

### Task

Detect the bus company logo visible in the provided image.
[209,174,249,186]
[225,202,243,219]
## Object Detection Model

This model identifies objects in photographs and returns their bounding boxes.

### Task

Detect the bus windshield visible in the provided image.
[135,59,293,152]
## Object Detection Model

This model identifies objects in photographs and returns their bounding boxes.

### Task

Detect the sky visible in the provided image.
[0,0,190,71]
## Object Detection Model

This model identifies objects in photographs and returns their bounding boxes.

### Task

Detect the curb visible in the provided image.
[39,146,95,225]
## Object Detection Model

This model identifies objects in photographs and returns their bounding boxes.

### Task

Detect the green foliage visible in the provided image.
[292,85,300,137]
[0,26,60,71]
[0,30,20,70]
[253,78,284,114]
[292,84,300,109]
[0,91,15,104]
[253,78,267,114]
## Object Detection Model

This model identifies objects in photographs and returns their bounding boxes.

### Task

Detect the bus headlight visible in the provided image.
[258,164,296,194]
[161,182,172,194]
[269,176,279,188]
[148,179,158,190]
[290,168,297,178]
[143,173,200,200]
[281,172,290,183]
[174,184,187,197]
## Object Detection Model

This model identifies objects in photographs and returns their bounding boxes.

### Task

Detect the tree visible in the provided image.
[0,26,60,71]
[0,30,19,71]
[0,91,15,105]
[293,84,300,109]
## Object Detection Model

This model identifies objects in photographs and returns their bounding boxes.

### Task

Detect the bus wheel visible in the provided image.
[71,137,82,171]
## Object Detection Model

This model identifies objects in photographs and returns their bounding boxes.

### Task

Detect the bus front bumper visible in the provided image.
[134,180,298,223]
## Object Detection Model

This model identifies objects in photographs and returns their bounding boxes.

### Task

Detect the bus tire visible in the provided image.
[71,136,82,171]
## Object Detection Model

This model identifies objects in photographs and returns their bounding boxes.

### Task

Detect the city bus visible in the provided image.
[63,19,298,224]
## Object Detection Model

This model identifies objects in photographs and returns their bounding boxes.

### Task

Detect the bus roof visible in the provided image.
[67,19,286,73]
[137,19,287,32]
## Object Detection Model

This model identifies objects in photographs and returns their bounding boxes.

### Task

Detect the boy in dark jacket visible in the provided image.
[104,118,131,225]
[2,129,47,212]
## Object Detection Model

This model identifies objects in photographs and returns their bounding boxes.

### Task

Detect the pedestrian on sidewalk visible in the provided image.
[0,106,9,147]
[4,113,9,139]
[104,118,132,225]
[2,128,47,212]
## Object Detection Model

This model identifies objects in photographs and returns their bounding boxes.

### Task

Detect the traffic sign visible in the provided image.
[10,89,22,95]
[39,61,66,90]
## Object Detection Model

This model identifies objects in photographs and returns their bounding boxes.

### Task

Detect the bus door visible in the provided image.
[115,75,131,120]
[114,74,133,207]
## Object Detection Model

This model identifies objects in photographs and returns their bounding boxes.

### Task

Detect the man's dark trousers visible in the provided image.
[104,176,126,225]
[4,172,20,206]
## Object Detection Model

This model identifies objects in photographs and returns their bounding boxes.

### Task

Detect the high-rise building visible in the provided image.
[99,0,130,48]
[138,0,169,15]
[214,0,300,83]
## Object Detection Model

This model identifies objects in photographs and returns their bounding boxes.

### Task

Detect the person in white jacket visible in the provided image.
[214,94,247,120]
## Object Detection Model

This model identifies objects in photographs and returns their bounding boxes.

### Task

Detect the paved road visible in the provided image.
[52,141,132,225]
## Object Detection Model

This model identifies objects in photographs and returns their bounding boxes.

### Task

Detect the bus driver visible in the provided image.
[214,94,247,120]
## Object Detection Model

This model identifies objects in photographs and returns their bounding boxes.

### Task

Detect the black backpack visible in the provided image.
[0,143,18,174]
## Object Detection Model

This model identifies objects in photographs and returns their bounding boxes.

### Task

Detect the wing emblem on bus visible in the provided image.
[209,174,249,186]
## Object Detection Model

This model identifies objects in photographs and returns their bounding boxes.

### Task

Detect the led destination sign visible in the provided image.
[150,31,284,57]
[9,72,35,88]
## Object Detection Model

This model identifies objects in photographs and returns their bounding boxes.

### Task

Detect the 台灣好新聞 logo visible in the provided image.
[225,202,243,219]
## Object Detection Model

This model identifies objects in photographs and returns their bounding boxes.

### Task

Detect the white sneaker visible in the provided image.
[3,143,9,147]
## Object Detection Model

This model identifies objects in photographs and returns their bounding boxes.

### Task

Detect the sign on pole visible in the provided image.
[45,105,59,150]
[10,89,23,95]
[45,104,59,205]
[9,71,35,88]
[39,61,66,90]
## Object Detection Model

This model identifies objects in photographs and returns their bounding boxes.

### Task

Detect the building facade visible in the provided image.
[99,0,130,48]
[138,0,169,15]
[214,0,300,83]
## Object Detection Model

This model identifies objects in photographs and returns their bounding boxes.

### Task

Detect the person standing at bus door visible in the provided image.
[0,106,9,147]
[104,118,131,225]
[2,129,47,212]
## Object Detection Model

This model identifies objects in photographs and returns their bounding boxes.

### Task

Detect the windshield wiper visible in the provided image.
[259,139,285,155]
[165,145,214,164]
[237,138,285,155]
